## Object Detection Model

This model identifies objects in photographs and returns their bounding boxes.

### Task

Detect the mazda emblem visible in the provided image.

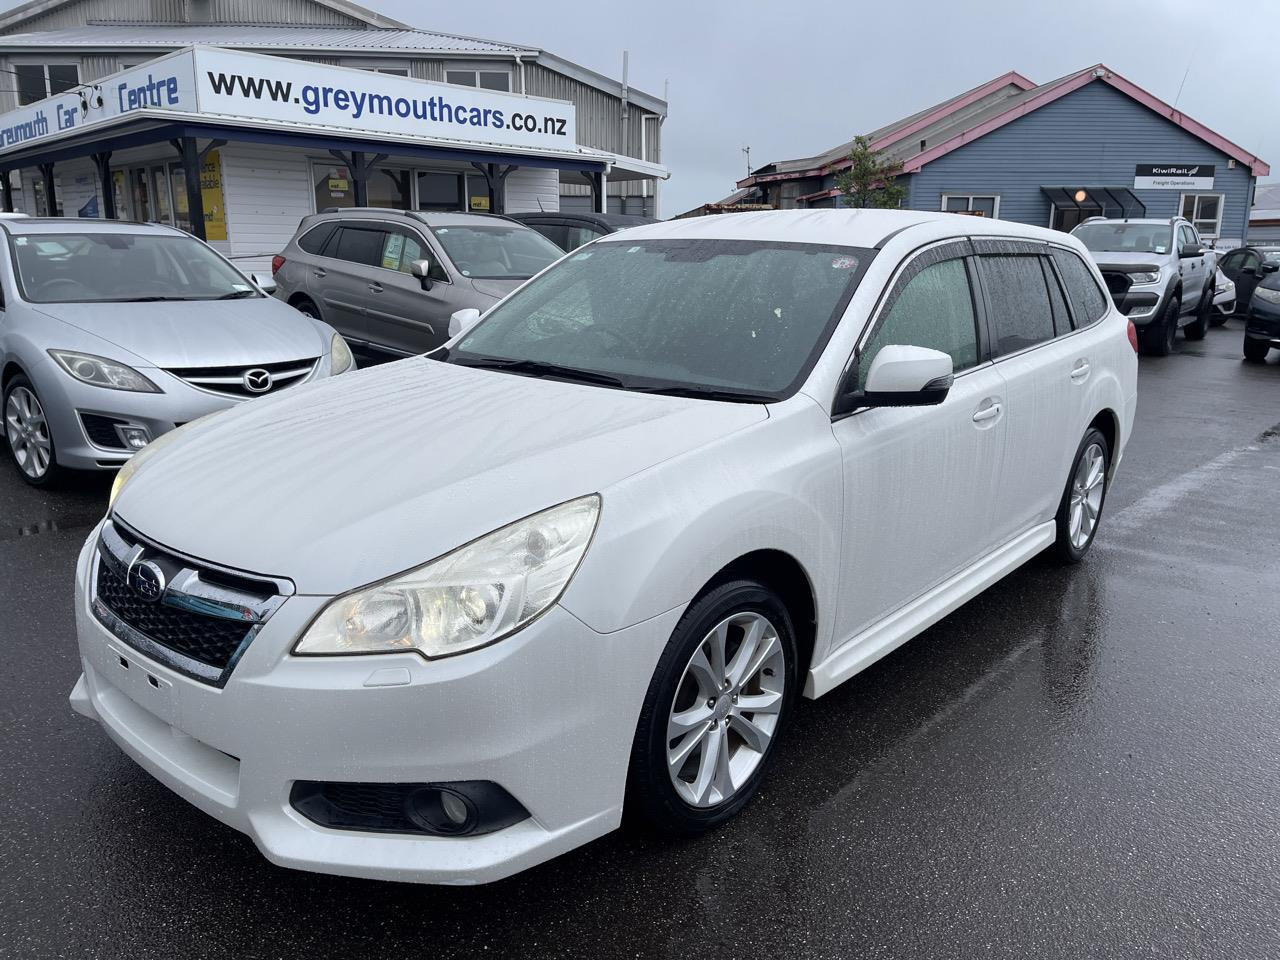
[127,559,166,604]
[242,368,273,393]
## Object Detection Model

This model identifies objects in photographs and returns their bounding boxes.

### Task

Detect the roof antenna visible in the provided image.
[1172,60,1192,116]
[742,145,751,177]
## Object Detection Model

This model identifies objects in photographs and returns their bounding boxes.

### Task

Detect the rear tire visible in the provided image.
[1244,338,1271,363]
[1183,288,1211,341]
[291,296,320,320]
[627,579,798,835]
[1140,297,1178,356]
[1049,427,1110,564]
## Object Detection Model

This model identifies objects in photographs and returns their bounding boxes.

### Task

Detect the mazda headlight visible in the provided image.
[49,350,160,392]
[1128,270,1160,285]
[295,495,601,659]
[1255,287,1280,304]
[330,333,355,375]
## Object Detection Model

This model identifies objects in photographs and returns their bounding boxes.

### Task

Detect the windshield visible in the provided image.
[450,238,874,399]
[429,223,563,280]
[1073,222,1174,255]
[10,232,259,304]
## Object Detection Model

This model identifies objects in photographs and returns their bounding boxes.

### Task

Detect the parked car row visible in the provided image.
[64,208,1138,884]
[1070,215,1280,362]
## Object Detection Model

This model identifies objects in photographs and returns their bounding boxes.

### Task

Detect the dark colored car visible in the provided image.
[1218,245,1280,316]
[1240,250,1280,362]
[509,212,657,251]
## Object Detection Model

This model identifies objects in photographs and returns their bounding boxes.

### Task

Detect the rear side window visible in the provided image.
[297,222,336,255]
[330,226,386,267]
[1051,248,1109,326]
[980,255,1055,355]
[1041,258,1072,335]
[858,257,978,388]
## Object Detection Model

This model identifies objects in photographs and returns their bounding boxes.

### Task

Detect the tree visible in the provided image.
[833,135,906,209]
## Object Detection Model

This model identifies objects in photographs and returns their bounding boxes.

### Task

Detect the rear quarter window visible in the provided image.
[1051,248,1109,327]
[298,222,337,255]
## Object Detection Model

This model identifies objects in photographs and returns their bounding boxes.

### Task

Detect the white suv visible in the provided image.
[1071,216,1215,355]
[70,210,1138,885]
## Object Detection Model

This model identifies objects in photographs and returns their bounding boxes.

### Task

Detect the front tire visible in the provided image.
[3,374,60,486]
[1050,427,1110,564]
[1140,297,1178,356]
[291,296,320,320]
[627,580,798,834]
[1243,338,1271,363]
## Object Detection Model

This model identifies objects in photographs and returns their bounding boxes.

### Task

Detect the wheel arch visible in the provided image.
[692,549,819,683]
[2,359,27,392]
[1087,407,1120,475]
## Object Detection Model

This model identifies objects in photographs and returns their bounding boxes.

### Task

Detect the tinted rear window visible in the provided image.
[1051,248,1109,326]
[332,226,386,267]
[298,222,336,255]
[980,255,1056,355]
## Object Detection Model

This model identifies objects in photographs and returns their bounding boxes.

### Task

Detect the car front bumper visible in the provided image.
[68,528,678,885]
[1245,298,1280,346]
[31,357,331,472]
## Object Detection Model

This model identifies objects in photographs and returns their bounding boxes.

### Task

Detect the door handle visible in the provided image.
[1070,360,1091,381]
[368,282,383,293]
[313,268,326,279]
[972,401,1002,423]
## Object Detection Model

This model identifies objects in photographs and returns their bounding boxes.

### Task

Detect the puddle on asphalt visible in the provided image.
[1,516,100,542]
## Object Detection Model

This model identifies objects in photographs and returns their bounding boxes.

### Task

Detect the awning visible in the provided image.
[1042,186,1146,218]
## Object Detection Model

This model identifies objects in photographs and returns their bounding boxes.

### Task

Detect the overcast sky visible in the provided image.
[379,0,1278,217]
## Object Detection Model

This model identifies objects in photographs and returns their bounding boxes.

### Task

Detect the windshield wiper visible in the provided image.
[631,383,776,403]
[115,295,193,302]
[452,356,629,388]
[215,290,259,300]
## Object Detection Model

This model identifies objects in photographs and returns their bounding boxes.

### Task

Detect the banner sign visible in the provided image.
[0,46,578,157]
[1134,163,1215,191]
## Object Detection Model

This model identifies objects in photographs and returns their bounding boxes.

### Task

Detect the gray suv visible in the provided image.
[272,209,565,359]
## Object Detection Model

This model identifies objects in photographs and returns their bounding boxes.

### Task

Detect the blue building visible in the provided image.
[738,65,1268,247]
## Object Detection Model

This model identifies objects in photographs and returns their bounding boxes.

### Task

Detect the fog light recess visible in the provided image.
[289,780,529,837]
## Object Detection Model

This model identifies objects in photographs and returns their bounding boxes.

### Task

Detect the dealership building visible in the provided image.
[0,0,667,271]
[736,65,1268,247]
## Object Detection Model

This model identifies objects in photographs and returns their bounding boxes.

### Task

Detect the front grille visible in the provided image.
[1100,270,1133,300]
[164,357,318,398]
[79,413,127,449]
[90,519,288,686]
[95,561,253,671]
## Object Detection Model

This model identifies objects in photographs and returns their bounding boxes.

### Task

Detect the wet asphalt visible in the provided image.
[2,319,1279,959]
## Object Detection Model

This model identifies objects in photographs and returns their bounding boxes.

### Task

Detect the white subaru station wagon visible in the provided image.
[70,210,1137,884]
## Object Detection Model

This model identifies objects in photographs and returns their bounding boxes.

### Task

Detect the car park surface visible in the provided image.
[2,316,1277,957]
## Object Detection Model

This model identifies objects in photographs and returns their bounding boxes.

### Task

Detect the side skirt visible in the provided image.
[804,521,1056,698]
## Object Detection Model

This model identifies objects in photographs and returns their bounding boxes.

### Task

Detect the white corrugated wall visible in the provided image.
[504,167,558,214]
[218,143,314,274]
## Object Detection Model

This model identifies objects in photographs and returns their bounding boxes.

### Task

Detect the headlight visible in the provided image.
[1128,271,1160,285]
[49,350,160,392]
[295,495,601,659]
[1255,287,1280,304]
[330,333,355,375]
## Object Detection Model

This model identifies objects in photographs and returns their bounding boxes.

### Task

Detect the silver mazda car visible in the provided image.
[1,218,355,485]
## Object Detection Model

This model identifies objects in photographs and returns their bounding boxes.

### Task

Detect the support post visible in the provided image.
[329,149,387,208]
[0,170,12,213]
[92,151,115,220]
[179,137,206,239]
[470,162,515,214]
[39,162,58,216]
[581,169,607,214]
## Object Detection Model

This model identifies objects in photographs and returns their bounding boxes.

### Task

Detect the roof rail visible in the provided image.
[1081,215,1107,224]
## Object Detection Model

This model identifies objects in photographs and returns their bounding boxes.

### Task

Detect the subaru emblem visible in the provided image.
[127,559,167,603]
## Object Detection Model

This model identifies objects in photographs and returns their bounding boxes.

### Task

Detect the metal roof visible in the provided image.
[0,24,533,54]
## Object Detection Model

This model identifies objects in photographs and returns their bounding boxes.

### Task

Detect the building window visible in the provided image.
[14,63,79,105]
[373,68,409,77]
[312,161,411,212]
[942,194,999,218]
[445,69,511,92]
[1180,193,1223,238]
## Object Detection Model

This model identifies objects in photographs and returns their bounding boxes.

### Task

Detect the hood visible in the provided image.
[35,297,329,368]
[468,277,523,300]
[1085,252,1164,272]
[114,358,766,594]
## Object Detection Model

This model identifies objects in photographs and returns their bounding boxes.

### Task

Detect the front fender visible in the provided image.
[560,398,843,660]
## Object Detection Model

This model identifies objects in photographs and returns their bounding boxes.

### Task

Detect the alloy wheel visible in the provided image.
[4,386,52,480]
[1068,442,1106,550]
[666,612,785,808]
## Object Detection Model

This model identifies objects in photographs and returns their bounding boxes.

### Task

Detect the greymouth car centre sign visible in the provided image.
[0,46,579,157]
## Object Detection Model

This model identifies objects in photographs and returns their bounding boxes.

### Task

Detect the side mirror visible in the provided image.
[1179,243,1204,258]
[448,308,482,339]
[835,344,954,415]
[410,258,434,290]
[251,272,277,294]
[1263,262,1279,274]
